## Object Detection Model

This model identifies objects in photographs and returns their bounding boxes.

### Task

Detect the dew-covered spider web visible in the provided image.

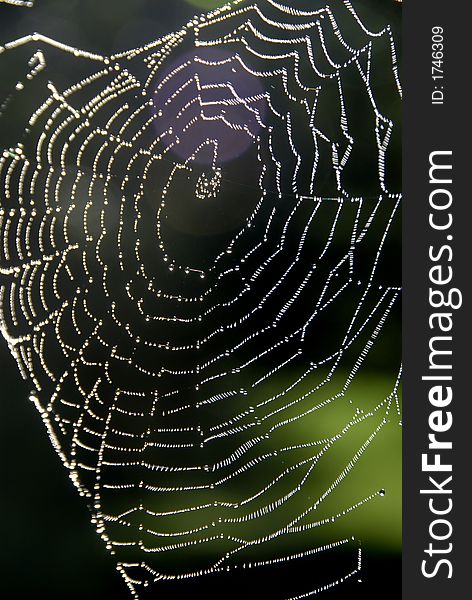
[0,1,401,597]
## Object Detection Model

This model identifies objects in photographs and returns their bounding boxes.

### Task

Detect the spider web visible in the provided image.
[0,1,401,597]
